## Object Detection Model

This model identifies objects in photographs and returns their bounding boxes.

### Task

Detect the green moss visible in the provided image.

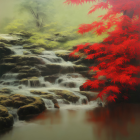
[41,94,54,100]
[17,97,46,119]
[48,89,80,103]
[30,90,50,95]
[0,105,14,129]
[30,48,45,54]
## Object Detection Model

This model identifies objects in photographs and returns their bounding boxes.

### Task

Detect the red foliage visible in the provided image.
[64,0,140,102]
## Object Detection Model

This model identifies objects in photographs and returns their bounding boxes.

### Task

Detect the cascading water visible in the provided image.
[0,44,98,109]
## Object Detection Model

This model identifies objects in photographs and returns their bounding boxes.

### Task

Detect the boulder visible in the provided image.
[0,63,16,77]
[40,94,55,100]
[30,90,50,95]
[0,93,46,120]
[17,97,46,120]
[77,91,99,101]
[30,48,45,54]
[49,89,80,103]
[0,105,14,130]
[55,50,79,61]
[52,99,60,109]
[0,88,12,94]
[44,75,59,83]
[73,65,89,72]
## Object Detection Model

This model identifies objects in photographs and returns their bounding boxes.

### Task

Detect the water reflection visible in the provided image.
[28,110,62,125]
[1,104,140,140]
[86,103,140,140]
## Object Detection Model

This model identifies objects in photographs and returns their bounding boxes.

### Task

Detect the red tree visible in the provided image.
[64,0,140,102]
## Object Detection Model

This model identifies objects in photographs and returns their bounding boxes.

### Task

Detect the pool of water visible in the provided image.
[1,103,140,140]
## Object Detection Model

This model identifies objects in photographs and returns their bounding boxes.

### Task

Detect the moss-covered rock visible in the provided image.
[46,64,74,74]
[28,77,40,87]
[0,35,24,45]
[3,55,45,66]
[0,94,46,120]
[23,51,31,55]
[19,78,28,86]
[73,65,89,72]
[40,94,55,100]
[0,88,12,94]
[0,105,14,129]
[23,44,39,49]
[30,90,50,95]
[17,31,33,38]
[77,91,99,101]
[17,97,46,120]
[52,99,60,109]
[0,94,34,108]
[30,48,45,54]
[0,95,12,106]
[20,77,40,87]
[55,50,79,61]
[49,89,80,103]
[10,94,35,108]
[44,75,59,83]
[0,63,16,77]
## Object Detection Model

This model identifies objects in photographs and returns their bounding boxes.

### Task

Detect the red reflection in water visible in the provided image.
[28,110,62,125]
[86,104,137,140]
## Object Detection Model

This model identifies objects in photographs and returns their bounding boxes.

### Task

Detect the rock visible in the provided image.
[40,94,60,108]
[0,34,24,45]
[49,89,80,103]
[0,93,46,120]
[19,79,28,86]
[46,64,74,74]
[44,75,59,83]
[28,77,40,87]
[18,86,22,89]
[23,44,40,49]
[82,99,88,104]
[52,99,60,109]
[73,57,95,66]
[0,88,12,94]
[17,72,40,79]
[9,94,35,108]
[73,65,89,72]
[14,31,33,38]
[0,63,16,77]
[54,103,60,109]
[30,90,50,95]
[77,91,99,101]
[60,81,76,88]
[23,51,31,55]
[0,94,35,108]
[40,94,55,100]
[11,65,31,73]
[62,99,70,104]
[55,50,79,61]
[2,55,45,66]
[17,67,41,79]
[17,97,46,120]
[0,95,12,106]
[30,48,45,54]
[0,105,14,130]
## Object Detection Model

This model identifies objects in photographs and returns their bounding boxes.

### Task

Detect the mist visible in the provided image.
[0,0,107,33]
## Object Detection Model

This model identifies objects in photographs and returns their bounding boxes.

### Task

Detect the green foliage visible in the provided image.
[5,19,25,33]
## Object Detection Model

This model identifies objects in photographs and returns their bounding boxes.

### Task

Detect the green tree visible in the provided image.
[19,0,50,29]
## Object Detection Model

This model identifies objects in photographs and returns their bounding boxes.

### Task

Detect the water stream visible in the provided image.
[0,45,93,107]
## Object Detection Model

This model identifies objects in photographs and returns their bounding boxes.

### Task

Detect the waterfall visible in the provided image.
[0,45,98,109]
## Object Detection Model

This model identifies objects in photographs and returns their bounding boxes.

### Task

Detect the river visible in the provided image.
[1,103,140,140]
